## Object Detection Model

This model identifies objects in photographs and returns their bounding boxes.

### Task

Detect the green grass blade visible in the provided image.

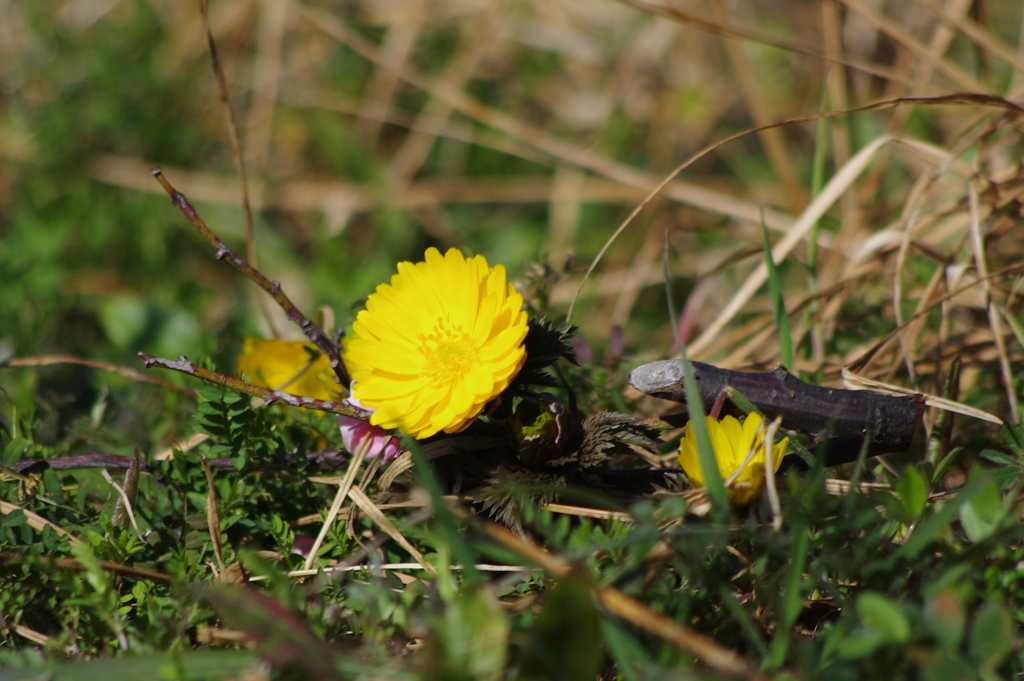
[808,108,830,273]
[411,445,483,586]
[766,523,810,668]
[664,227,728,514]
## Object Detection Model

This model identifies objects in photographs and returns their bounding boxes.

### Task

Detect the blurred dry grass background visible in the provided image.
[7,3,1024,675]
[4,0,1024,423]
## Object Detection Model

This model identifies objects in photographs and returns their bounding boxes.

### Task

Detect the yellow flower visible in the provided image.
[343,247,529,439]
[678,412,788,506]
[237,337,342,401]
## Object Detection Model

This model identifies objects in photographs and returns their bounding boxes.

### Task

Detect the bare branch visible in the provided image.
[150,170,351,387]
[139,352,365,419]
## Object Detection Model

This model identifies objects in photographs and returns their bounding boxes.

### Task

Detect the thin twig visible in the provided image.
[250,563,528,581]
[138,353,366,419]
[199,0,256,269]
[150,170,350,387]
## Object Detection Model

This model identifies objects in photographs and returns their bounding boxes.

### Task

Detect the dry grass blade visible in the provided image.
[763,417,783,533]
[838,0,987,92]
[689,135,892,356]
[477,517,768,680]
[3,355,197,398]
[154,432,210,462]
[841,368,1001,424]
[102,468,143,542]
[542,503,633,523]
[621,0,915,86]
[304,437,369,571]
[93,154,650,213]
[0,500,84,547]
[916,0,1024,76]
[297,3,796,233]
[847,261,1024,375]
[201,457,226,575]
[347,486,435,575]
[570,94,1021,326]
[967,181,1018,422]
[253,563,526,581]
[247,0,289,179]
[707,0,802,212]
[378,437,504,492]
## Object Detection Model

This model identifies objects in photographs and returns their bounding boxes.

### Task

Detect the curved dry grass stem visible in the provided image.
[3,355,197,398]
[967,182,1019,422]
[569,94,1023,326]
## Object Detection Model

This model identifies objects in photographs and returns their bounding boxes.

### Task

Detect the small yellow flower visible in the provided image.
[678,412,788,506]
[343,247,529,439]
[237,337,342,401]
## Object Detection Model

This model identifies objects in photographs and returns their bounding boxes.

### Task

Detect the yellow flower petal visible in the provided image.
[677,412,790,507]
[237,338,342,401]
[343,247,529,439]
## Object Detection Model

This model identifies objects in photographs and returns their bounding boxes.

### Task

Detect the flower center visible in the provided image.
[418,320,478,385]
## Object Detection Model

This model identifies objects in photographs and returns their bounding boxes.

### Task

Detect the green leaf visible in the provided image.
[598,617,649,681]
[200,584,343,680]
[897,465,928,521]
[837,632,884,660]
[411,448,482,587]
[856,591,909,643]
[195,402,223,416]
[958,468,1002,543]
[932,446,965,484]
[519,571,602,681]
[921,652,975,681]
[766,523,809,668]
[969,603,1012,668]
[198,386,226,402]
[924,590,965,650]
[98,295,151,349]
[977,448,1019,467]
[894,470,991,562]
[430,585,510,681]
[2,509,26,528]
[1000,420,1024,457]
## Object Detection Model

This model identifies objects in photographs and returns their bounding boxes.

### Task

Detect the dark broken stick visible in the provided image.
[150,169,350,387]
[630,360,924,466]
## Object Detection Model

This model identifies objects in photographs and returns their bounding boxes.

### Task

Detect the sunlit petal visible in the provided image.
[343,247,529,439]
